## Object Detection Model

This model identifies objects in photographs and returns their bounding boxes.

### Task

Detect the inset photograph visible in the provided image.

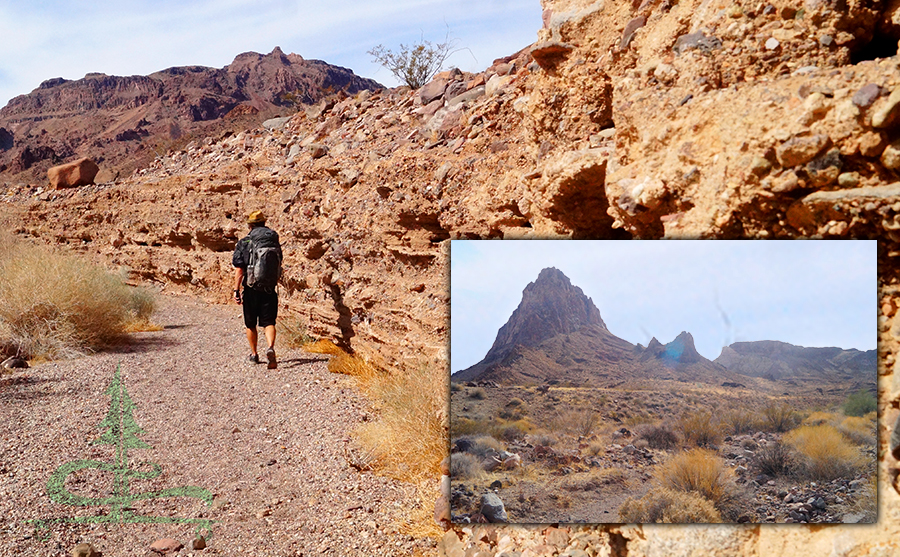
[450,240,877,524]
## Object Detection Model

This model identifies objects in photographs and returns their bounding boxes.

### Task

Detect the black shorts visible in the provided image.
[242,287,278,329]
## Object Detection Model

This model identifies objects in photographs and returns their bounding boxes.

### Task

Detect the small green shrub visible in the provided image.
[843,389,877,417]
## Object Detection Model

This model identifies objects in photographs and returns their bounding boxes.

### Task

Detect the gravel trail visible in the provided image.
[0,294,432,556]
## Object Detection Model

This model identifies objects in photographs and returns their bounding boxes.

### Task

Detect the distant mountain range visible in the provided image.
[0,47,382,183]
[452,267,874,390]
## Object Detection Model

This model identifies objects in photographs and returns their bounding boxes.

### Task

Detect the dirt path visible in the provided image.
[0,294,433,556]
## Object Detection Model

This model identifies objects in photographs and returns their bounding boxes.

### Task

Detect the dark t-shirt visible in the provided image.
[232,226,282,287]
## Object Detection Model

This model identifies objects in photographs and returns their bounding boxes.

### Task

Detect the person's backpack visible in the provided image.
[245,228,281,292]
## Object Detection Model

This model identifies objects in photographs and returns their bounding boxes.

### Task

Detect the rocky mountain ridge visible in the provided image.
[0,47,381,184]
[716,339,876,385]
[453,268,760,386]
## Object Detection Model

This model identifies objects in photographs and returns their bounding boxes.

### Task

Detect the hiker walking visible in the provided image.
[232,211,283,369]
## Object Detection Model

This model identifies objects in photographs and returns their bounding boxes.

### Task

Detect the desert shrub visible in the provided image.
[585,440,606,456]
[469,388,487,400]
[454,434,503,457]
[0,238,157,359]
[328,352,379,383]
[722,409,756,435]
[624,413,655,427]
[506,397,525,407]
[803,411,836,427]
[450,382,462,392]
[754,441,794,477]
[679,412,722,448]
[279,314,315,348]
[497,423,527,442]
[656,448,737,511]
[450,453,484,479]
[762,402,798,432]
[531,433,558,447]
[368,29,460,89]
[838,416,876,446]
[553,409,599,437]
[843,389,877,417]
[618,487,722,523]
[783,424,864,480]
[638,423,680,450]
[740,438,758,451]
[452,417,494,437]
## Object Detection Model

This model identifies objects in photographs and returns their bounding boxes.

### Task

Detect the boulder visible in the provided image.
[48,157,100,189]
[480,492,508,522]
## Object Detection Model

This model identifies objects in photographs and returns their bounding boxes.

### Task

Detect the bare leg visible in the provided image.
[264,325,276,349]
[246,328,258,355]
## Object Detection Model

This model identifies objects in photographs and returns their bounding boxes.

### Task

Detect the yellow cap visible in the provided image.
[247,211,266,225]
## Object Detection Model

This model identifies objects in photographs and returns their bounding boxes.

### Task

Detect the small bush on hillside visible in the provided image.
[450,382,462,392]
[531,433,558,447]
[506,397,525,407]
[843,389,877,417]
[553,409,599,438]
[803,411,836,427]
[656,448,737,512]
[454,434,503,458]
[679,412,722,448]
[469,388,487,400]
[450,453,484,479]
[783,424,864,481]
[638,423,680,450]
[0,238,156,359]
[618,487,722,523]
[368,29,461,89]
[754,441,794,477]
[762,402,798,432]
[452,417,494,437]
[722,410,756,435]
[279,315,316,348]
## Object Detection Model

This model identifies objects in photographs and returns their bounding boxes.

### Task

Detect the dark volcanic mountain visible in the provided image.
[715,341,876,390]
[452,268,743,386]
[0,47,382,183]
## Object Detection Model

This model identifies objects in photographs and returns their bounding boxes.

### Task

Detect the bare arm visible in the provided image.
[233,267,244,303]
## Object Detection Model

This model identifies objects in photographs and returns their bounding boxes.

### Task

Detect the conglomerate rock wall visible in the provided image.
[4,0,900,553]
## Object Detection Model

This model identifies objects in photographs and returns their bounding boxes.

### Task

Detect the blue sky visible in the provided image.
[0,1,543,108]
[450,241,878,373]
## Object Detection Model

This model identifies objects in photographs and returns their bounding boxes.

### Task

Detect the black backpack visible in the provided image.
[246,228,281,292]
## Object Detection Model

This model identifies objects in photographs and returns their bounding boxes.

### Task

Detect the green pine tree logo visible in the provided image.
[30,365,215,538]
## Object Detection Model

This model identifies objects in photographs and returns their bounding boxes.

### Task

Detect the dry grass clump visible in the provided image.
[838,416,876,446]
[452,417,495,437]
[553,409,600,438]
[762,402,798,432]
[803,411,836,427]
[353,362,447,486]
[754,441,794,478]
[303,338,344,355]
[450,453,484,479]
[638,423,680,450]
[619,488,722,523]
[469,387,487,400]
[678,412,722,448]
[722,409,756,435]
[531,433,558,447]
[656,448,737,512]
[495,418,533,441]
[783,424,864,480]
[454,434,503,457]
[564,467,628,491]
[0,237,156,359]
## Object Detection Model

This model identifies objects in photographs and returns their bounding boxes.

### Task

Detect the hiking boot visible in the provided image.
[266,347,277,369]
[248,353,259,364]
